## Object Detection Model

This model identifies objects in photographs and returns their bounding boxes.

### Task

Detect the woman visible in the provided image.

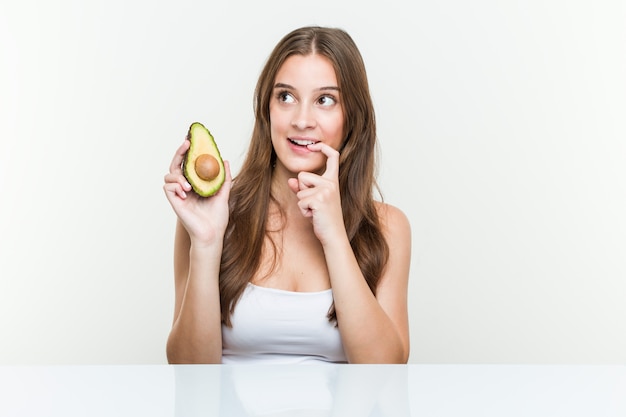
[163,26,411,364]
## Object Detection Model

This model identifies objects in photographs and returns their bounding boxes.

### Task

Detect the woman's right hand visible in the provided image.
[163,139,232,247]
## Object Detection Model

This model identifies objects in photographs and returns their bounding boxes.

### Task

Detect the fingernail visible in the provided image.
[184,182,191,190]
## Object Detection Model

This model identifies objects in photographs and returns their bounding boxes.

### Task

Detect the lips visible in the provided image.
[288,138,319,147]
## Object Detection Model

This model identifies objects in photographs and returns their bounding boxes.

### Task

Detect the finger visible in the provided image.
[297,199,314,218]
[214,160,233,197]
[163,181,188,200]
[169,139,190,174]
[307,142,339,179]
[296,171,317,190]
[164,172,192,192]
[224,160,233,185]
[287,177,300,194]
[296,170,337,193]
[295,187,318,205]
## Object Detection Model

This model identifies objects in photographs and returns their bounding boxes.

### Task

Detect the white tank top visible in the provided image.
[221,283,348,364]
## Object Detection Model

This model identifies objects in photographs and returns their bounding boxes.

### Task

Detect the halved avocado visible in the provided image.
[183,122,225,197]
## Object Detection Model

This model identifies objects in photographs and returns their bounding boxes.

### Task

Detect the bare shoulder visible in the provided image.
[374,201,411,238]
[373,201,411,352]
[374,201,412,278]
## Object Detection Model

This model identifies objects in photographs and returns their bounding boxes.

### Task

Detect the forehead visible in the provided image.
[275,54,338,87]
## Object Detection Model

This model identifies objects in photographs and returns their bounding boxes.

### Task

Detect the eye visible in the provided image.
[277,90,295,103]
[318,95,337,106]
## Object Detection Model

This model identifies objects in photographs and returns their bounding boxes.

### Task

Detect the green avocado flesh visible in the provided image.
[183,122,225,197]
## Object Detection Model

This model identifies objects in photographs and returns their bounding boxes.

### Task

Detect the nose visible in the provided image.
[292,104,316,130]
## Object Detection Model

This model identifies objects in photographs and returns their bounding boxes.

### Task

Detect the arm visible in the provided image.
[289,144,411,363]
[163,140,232,363]
[329,204,411,363]
[166,221,224,363]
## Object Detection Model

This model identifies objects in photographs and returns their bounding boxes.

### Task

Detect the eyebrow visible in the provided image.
[273,82,340,92]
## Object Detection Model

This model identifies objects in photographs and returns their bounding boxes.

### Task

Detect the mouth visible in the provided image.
[288,138,319,147]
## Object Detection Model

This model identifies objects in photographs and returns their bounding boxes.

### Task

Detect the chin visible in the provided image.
[278,157,324,175]
[290,163,325,175]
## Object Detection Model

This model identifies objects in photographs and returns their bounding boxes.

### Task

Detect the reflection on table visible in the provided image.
[0,364,624,416]
[175,364,410,416]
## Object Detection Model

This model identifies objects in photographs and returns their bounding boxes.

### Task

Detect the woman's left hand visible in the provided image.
[287,142,346,246]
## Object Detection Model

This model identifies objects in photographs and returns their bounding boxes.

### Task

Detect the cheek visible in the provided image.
[323,114,345,146]
[269,106,290,132]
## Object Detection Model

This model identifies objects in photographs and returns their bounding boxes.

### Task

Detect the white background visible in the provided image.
[1,0,624,364]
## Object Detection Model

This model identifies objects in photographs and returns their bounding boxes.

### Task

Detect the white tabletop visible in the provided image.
[1,364,624,416]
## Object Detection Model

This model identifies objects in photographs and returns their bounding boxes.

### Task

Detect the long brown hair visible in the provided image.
[220,26,389,326]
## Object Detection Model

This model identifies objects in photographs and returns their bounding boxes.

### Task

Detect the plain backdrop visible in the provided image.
[1,0,625,364]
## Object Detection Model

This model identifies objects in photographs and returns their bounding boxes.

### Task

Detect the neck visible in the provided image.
[270,164,311,225]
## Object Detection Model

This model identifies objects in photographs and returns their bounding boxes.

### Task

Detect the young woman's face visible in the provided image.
[269,53,344,176]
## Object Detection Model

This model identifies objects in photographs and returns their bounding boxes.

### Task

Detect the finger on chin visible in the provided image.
[287,177,300,193]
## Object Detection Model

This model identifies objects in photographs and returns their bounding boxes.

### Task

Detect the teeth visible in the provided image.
[290,139,317,146]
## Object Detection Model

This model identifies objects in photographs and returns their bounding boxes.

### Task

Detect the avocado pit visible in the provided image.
[195,153,220,181]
